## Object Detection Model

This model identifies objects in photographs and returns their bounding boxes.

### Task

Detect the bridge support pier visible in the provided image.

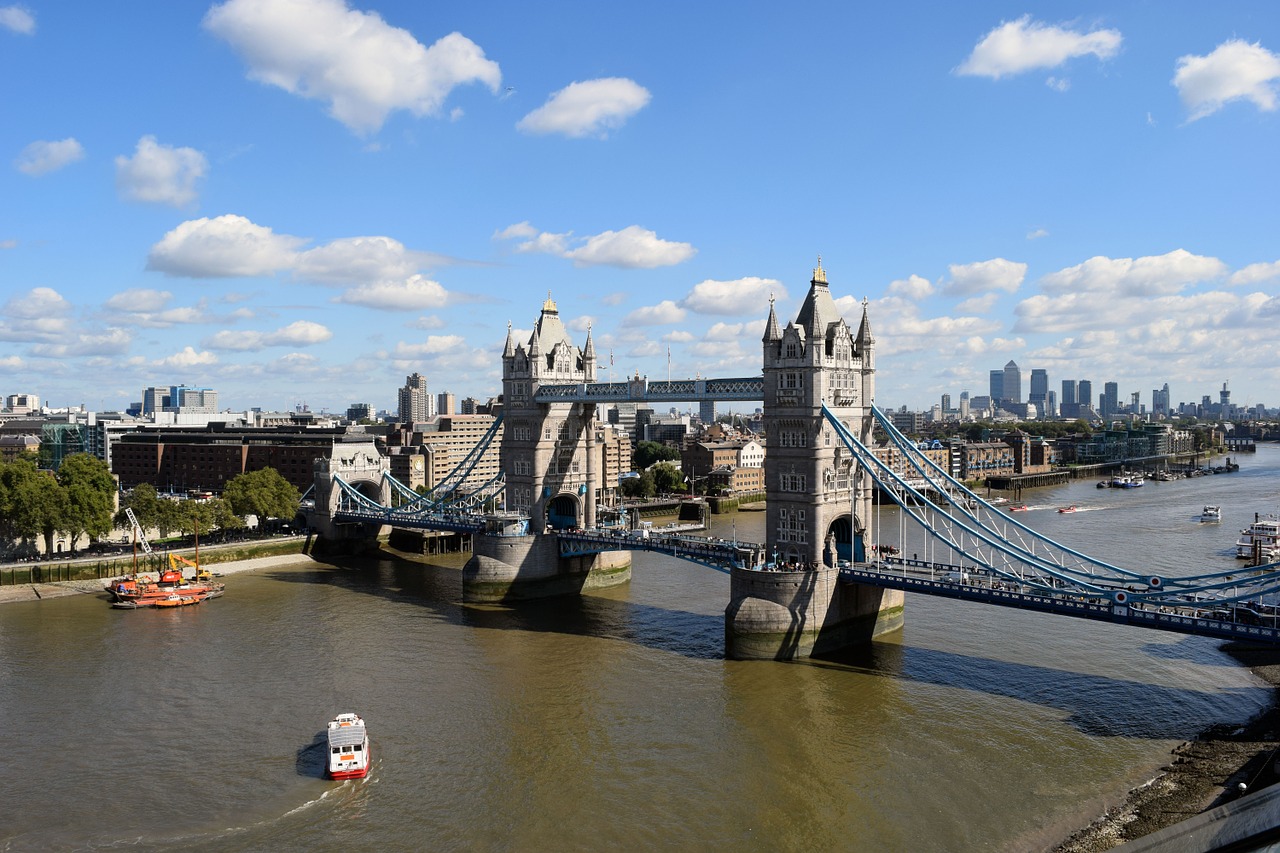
[463,533,631,603]
[725,567,904,660]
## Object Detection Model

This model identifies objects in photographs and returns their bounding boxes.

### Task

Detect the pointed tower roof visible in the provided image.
[793,255,841,336]
[855,297,875,347]
[528,290,574,352]
[502,321,516,358]
[762,294,782,342]
[583,323,596,361]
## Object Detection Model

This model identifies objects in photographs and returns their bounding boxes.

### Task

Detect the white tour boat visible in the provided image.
[1200,505,1222,523]
[1235,515,1280,562]
[325,713,371,780]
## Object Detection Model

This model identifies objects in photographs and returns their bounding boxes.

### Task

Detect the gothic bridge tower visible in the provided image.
[726,260,903,659]
[499,294,599,533]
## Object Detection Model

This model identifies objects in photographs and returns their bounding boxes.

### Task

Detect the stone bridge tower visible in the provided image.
[500,294,599,533]
[726,260,902,659]
[761,258,875,566]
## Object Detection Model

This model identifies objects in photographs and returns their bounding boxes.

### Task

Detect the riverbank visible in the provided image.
[1051,644,1280,851]
[0,553,315,605]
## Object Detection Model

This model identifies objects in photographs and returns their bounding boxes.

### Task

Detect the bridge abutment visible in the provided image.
[463,533,631,603]
[725,568,904,660]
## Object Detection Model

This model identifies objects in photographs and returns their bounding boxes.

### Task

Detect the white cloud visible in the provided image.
[662,330,695,343]
[601,292,627,306]
[333,275,449,310]
[623,300,687,326]
[565,226,694,268]
[1229,260,1280,286]
[1173,39,1280,121]
[886,274,935,300]
[517,77,650,138]
[29,328,132,358]
[0,354,23,369]
[703,321,748,342]
[956,293,999,314]
[156,346,218,368]
[566,315,594,333]
[0,6,34,35]
[679,276,782,315]
[495,222,694,268]
[294,235,427,284]
[956,15,1121,79]
[4,286,71,320]
[1046,76,1070,92]
[1039,249,1225,296]
[1027,227,1049,240]
[115,136,207,206]
[946,258,1026,296]
[104,288,172,313]
[203,0,501,135]
[392,335,468,359]
[204,320,332,351]
[146,215,305,277]
[14,138,84,176]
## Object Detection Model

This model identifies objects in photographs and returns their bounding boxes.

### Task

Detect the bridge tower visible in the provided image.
[464,295,630,601]
[726,260,904,659]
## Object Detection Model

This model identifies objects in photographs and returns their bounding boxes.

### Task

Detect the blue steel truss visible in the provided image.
[535,376,763,404]
[558,528,766,573]
[821,403,1280,643]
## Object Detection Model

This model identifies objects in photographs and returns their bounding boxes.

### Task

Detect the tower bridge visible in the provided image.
[312,261,1280,660]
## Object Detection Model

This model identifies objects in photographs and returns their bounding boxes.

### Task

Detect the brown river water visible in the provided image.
[2,445,1278,851]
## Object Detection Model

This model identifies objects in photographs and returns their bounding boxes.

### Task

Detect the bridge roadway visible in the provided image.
[842,557,1280,646]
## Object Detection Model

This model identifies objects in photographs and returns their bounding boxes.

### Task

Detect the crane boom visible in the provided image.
[124,507,152,554]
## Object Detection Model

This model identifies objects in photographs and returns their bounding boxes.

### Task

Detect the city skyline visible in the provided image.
[3,2,1278,414]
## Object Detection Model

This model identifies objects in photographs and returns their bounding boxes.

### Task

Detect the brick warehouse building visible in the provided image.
[111,424,371,494]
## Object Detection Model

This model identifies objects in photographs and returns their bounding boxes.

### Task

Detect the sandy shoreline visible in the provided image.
[4,552,1277,849]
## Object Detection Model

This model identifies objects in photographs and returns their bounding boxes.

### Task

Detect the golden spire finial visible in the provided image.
[813,255,827,284]
[543,290,557,312]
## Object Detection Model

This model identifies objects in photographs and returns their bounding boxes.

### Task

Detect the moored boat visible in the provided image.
[1235,514,1280,561]
[326,713,371,780]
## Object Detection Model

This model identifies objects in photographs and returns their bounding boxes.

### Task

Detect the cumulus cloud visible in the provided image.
[956,15,1121,79]
[4,286,71,320]
[15,138,84,176]
[886,274,935,300]
[115,136,207,206]
[1039,249,1225,296]
[517,77,651,138]
[1229,260,1280,286]
[146,215,306,277]
[332,275,449,309]
[497,222,694,268]
[623,300,687,326]
[102,289,233,328]
[391,335,468,360]
[1173,39,1280,121]
[0,5,34,34]
[565,226,694,268]
[29,328,132,358]
[679,276,782,315]
[945,258,1027,296]
[156,346,218,367]
[203,0,501,135]
[294,235,429,284]
[203,319,332,351]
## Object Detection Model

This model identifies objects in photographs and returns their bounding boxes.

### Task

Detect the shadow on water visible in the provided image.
[296,733,327,779]
[271,550,1269,739]
[810,640,1272,739]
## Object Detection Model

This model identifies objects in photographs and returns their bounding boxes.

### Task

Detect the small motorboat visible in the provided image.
[1057,505,1078,514]
[1009,504,1029,512]
[1200,505,1222,523]
[326,713,371,780]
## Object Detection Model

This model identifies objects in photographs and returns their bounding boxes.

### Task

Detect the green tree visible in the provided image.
[620,471,655,499]
[116,482,164,533]
[223,467,301,522]
[0,457,65,553]
[57,453,116,553]
[632,441,680,470]
[651,462,685,495]
[208,498,245,534]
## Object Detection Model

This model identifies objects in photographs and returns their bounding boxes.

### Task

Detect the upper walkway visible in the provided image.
[535,376,763,404]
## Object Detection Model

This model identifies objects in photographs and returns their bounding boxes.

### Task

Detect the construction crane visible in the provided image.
[124,507,152,554]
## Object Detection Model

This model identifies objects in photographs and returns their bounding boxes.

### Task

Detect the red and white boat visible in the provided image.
[326,713,371,780]
[1057,505,1078,514]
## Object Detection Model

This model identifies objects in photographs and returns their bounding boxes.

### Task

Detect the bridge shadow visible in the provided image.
[264,551,1273,740]
[809,640,1274,740]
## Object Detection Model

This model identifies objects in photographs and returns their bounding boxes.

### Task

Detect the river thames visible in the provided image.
[2,445,1278,851]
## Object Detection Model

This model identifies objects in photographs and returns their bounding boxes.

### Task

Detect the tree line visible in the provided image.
[0,454,301,557]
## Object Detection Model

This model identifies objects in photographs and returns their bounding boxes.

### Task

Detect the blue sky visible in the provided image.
[2,1,1278,416]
